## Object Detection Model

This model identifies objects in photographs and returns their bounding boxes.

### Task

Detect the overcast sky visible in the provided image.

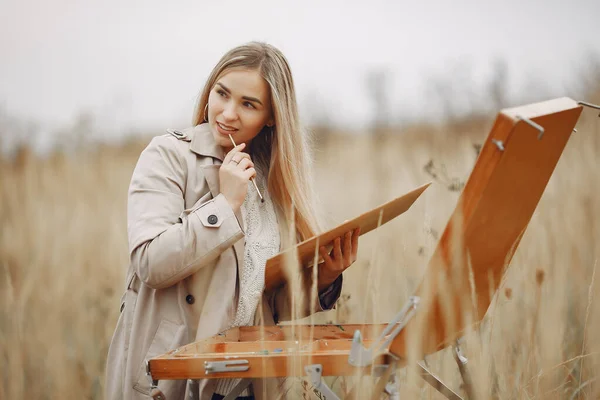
[1,0,599,146]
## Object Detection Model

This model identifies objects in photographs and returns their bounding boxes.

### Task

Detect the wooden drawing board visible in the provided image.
[264,182,431,291]
[148,97,582,383]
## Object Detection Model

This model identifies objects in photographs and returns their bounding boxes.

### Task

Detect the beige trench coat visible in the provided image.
[105,123,341,400]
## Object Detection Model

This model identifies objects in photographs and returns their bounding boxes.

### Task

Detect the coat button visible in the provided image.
[186,294,195,305]
[207,214,218,225]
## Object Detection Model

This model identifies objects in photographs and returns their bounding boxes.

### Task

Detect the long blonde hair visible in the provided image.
[193,42,320,245]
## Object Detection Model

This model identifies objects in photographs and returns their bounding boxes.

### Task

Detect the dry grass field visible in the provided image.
[1,92,599,399]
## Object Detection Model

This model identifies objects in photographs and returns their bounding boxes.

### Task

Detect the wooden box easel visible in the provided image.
[147,98,595,400]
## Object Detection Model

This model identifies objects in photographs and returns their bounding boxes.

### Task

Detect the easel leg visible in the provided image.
[343,375,363,400]
[304,364,341,400]
[384,372,400,400]
[452,340,474,399]
[370,361,397,400]
[417,362,463,400]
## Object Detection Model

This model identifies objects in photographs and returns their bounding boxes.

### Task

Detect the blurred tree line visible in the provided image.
[1,55,599,161]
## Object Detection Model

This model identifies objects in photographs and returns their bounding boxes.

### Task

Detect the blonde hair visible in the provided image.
[193,42,320,245]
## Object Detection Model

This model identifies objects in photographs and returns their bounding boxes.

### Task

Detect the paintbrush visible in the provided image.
[228,134,264,203]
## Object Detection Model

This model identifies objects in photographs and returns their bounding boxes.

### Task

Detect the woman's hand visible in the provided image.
[219,143,256,213]
[317,227,360,291]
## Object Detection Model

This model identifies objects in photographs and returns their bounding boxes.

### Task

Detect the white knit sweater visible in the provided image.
[233,165,280,327]
[215,163,280,396]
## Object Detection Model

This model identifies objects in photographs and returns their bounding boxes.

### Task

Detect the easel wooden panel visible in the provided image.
[148,98,582,390]
[388,97,582,359]
[150,324,391,380]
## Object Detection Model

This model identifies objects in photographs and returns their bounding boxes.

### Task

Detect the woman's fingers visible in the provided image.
[343,231,352,263]
[231,152,252,164]
[242,167,257,180]
[319,246,332,264]
[320,229,361,276]
[351,227,360,260]
[237,158,254,171]
[223,143,246,164]
[333,237,343,267]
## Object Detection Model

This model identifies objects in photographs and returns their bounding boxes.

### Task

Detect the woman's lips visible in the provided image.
[216,121,238,136]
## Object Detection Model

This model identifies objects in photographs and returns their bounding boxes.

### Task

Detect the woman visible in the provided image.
[105,42,359,400]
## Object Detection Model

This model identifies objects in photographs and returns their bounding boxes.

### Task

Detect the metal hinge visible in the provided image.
[204,359,249,374]
[349,295,420,367]
[304,364,340,400]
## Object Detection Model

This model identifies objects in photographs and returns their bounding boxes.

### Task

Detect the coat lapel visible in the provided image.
[189,123,245,230]
[188,123,224,161]
[201,164,221,198]
[191,124,246,282]
[201,162,245,307]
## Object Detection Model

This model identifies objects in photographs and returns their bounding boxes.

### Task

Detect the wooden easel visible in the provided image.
[147,98,596,399]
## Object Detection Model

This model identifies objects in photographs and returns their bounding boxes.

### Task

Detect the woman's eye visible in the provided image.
[217,90,227,98]
[244,102,255,109]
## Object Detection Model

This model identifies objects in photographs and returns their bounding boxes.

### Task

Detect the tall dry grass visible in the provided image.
[1,94,599,399]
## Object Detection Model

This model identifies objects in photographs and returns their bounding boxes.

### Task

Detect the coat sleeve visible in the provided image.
[127,135,244,289]
[269,270,343,323]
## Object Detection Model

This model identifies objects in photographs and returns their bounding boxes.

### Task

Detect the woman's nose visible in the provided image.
[222,103,238,121]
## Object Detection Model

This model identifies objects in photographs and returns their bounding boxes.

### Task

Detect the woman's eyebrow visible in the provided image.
[216,82,264,106]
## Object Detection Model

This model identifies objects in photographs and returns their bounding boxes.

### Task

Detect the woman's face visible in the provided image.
[207,68,273,152]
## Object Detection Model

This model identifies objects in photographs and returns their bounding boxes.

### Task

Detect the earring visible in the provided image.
[203,103,209,122]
